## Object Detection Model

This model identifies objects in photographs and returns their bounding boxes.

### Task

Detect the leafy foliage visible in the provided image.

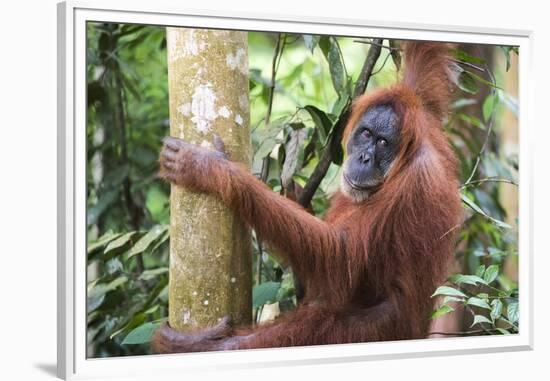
[431,45,519,335]
[431,263,519,334]
[86,23,170,356]
[86,22,520,356]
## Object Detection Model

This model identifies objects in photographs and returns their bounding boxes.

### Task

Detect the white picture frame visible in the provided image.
[57,1,534,379]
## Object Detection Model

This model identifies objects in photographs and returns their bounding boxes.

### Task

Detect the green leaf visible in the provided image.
[105,258,123,275]
[281,128,307,189]
[475,264,486,278]
[443,296,464,304]
[280,66,304,88]
[87,293,105,313]
[488,247,505,256]
[458,113,485,130]
[490,299,503,321]
[461,194,512,229]
[457,70,479,94]
[249,68,269,87]
[331,93,351,116]
[254,138,277,161]
[451,98,477,109]
[470,314,493,328]
[104,232,139,259]
[287,122,306,130]
[87,232,122,258]
[431,304,455,319]
[252,117,286,162]
[87,189,119,226]
[507,301,519,324]
[87,276,128,312]
[127,225,168,259]
[149,229,170,255]
[302,35,320,53]
[143,305,160,315]
[483,264,500,284]
[319,36,347,95]
[468,71,504,90]
[452,49,487,65]
[159,284,169,304]
[449,274,487,286]
[121,321,161,345]
[276,271,296,301]
[139,267,169,281]
[304,105,333,145]
[466,297,491,310]
[431,286,467,298]
[119,24,146,36]
[477,293,489,300]
[88,276,128,296]
[146,186,169,223]
[502,47,513,72]
[121,72,142,101]
[109,281,168,340]
[482,94,497,122]
[253,281,281,308]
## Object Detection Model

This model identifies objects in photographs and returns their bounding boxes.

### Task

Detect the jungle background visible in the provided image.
[85,22,519,358]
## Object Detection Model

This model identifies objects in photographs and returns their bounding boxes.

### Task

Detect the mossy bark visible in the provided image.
[166,27,252,332]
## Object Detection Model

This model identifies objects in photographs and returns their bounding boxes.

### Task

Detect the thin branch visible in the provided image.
[260,33,285,183]
[266,33,284,139]
[273,34,286,80]
[460,177,518,189]
[450,58,486,72]
[353,39,384,99]
[439,222,463,240]
[438,212,476,240]
[440,176,517,240]
[297,40,383,208]
[353,39,400,52]
[370,51,392,76]
[464,64,498,184]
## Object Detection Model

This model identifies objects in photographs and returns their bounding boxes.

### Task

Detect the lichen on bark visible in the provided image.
[166,27,252,331]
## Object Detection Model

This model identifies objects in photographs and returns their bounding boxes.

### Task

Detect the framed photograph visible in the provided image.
[57,0,533,379]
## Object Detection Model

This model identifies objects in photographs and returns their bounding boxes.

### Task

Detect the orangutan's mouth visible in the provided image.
[343,173,371,191]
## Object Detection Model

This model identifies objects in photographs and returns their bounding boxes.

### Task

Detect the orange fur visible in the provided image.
[153,41,462,352]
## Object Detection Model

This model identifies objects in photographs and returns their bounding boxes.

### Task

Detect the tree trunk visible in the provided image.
[166,27,252,332]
